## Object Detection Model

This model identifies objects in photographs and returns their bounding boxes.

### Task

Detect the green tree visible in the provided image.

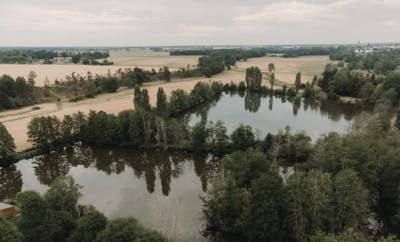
[43,176,83,218]
[270,72,275,90]
[163,66,171,82]
[71,54,81,64]
[103,78,119,93]
[27,71,37,86]
[68,210,108,242]
[27,116,62,151]
[230,123,255,150]
[82,83,96,98]
[0,213,23,242]
[133,86,142,111]
[156,87,168,118]
[15,190,64,242]
[332,169,369,233]
[96,217,165,242]
[312,75,318,87]
[0,122,16,165]
[295,72,301,93]
[246,171,291,242]
[214,120,229,155]
[268,63,275,73]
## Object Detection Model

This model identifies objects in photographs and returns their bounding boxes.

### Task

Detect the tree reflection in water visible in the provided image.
[244,92,261,113]
[0,165,22,201]
[23,145,222,196]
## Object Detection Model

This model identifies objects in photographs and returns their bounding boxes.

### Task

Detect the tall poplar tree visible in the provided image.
[133,86,142,111]
[0,122,16,165]
[156,87,167,118]
[295,72,301,93]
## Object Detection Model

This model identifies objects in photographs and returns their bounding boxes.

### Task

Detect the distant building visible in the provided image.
[31,62,42,65]
[0,203,16,220]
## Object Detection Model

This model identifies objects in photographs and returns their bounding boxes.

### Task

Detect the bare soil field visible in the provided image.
[1,53,334,152]
[236,56,337,85]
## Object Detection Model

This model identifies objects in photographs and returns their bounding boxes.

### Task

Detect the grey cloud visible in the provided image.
[0,0,399,46]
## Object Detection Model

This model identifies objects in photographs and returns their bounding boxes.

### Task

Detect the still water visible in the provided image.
[0,92,373,241]
[177,91,372,142]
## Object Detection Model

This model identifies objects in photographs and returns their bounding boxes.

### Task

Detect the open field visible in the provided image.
[0,53,335,152]
[236,55,338,85]
[104,50,201,68]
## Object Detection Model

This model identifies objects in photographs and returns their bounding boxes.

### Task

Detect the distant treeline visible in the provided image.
[330,49,400,74]
[281,46,348,58]
[0,50,109,63]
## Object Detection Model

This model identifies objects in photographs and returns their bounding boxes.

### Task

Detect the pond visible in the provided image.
[0,91,375,241]
[177,90,372,143]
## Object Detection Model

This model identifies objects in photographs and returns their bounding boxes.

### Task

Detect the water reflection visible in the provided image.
[0,165,22,201]
[27,145,222,196]
[244,92,261,113]
[179,91,372,143]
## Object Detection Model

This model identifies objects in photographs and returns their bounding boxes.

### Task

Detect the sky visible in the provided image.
[0,0,399,46]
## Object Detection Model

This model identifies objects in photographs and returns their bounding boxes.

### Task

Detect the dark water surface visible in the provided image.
[0,92,374,241]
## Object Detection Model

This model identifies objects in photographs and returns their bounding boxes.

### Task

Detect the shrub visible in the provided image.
[69,96,84,102]
[83,83,96,98]
[328,90,340,100]
[102,78,119,93]
[32,107,41,110]
[95,87,103,95]
[313,86,322,96]
[294,93,302,102]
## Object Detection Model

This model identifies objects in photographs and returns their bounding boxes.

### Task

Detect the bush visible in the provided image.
[83,83,96,98]
[313,86,322,96]
[95,87,103,95]
[69,96,85,102]
[229,81,237,90]
[328,90,340,100]
[238,81,246,90]
[32,107,40,110]
[102,78,119,93]
[294,93,302,102]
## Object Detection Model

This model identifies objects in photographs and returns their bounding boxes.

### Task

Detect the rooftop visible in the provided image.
[0,203,14,210]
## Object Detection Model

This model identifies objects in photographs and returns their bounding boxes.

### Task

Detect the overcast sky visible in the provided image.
[0,0,399,46]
